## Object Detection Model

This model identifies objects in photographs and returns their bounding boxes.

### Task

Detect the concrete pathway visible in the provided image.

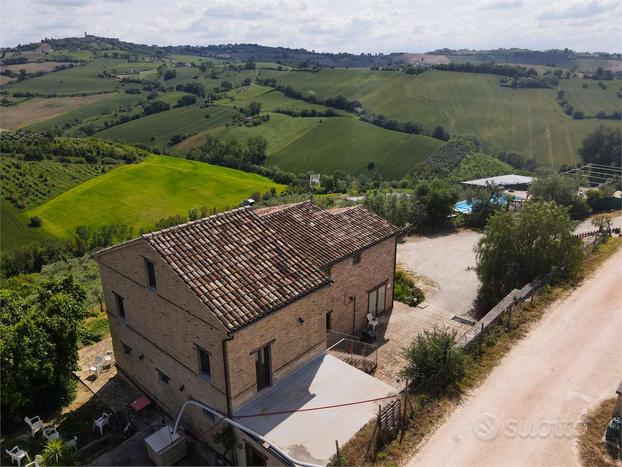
[408,248,622,467]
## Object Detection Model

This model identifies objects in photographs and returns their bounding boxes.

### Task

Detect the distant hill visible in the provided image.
[3,36,620,71]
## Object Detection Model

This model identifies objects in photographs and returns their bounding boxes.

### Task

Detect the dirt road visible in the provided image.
[408,248,622,467]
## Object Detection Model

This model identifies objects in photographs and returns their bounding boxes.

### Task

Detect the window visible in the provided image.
[255,344,272,391]
[368,283,387,316]
[325,311,332,331]
[156,368,170,384]
[121,341,132,356]
[113,292,125,318]
[197,346,211,380]
[144,258,157,290]
[353,254,361,265]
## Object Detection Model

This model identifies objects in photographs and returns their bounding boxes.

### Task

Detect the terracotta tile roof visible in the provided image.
[255,202,401,267]
[142,208,331,332]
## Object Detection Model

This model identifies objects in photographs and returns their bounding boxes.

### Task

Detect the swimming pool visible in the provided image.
[454,195,514,214]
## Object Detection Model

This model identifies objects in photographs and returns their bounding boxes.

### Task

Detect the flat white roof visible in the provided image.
[144,425,181,453]
[462,174,535,187]
[234,353,397,465]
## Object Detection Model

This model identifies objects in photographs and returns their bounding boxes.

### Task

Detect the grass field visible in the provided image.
[559,78,622,115]
[218,85,334,113]
[27,155,284,238]
[188,112,323,152]
[1,200,52,251]
[6,58,127,95]
[262,68,621,167]
[26,92,142,132]
[2,94,113,129]
[95,104,235,147]
[269,116,441,178]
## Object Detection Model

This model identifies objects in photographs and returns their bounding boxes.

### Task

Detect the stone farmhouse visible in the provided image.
[95,201,401,465]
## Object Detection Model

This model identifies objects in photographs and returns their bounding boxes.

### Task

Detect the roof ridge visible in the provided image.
[142,206,251,238]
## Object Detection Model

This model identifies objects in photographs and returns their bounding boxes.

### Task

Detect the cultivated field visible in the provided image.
[559,78,622,115]
[261,68,621,167]
[26,92,143,132]
[1,94,112,129]
[27,155,284,238]
[6,58,127,95]
[95,104,235,148]
[3,61,75,73]
[0,200,51,251]
[268,116,441,178]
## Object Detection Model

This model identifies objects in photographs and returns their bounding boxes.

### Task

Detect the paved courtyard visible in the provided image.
[397,230,483,317]
[76,337,141,412]
[374,302,472,388]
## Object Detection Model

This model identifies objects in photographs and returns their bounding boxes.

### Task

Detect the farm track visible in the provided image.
[546,126,554,168]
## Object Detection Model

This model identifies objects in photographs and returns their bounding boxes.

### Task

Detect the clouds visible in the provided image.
[536,0,616,20]
[0,0,620,52]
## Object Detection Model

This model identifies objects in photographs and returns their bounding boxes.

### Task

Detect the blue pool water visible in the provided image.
[454,195,514,214]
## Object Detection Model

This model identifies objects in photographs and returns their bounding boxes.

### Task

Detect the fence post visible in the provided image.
[335,440,341,466]
[376,405,383,453]
[478,322,484,355]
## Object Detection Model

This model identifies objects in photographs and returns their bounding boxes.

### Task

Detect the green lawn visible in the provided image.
[7,58,127,95]
[27,155,284,238]
[268,116,442,178]
[218,85,335,113]
[1,200,52,251]
[559,79,622,115]
[261,68,621,168]
[94,104,234,147]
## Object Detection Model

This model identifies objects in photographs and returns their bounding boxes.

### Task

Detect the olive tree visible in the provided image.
[475,201,583,307]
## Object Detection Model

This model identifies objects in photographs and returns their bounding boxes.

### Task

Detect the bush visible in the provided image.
[393,271,425,306]
[29,216,42,227]
[42,438,74,466]
[401,326,465,391]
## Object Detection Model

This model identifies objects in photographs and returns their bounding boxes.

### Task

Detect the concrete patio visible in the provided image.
[374,301,472,388]
[75,337,141,412]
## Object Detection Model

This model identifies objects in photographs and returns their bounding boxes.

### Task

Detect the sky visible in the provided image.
[1,0,620,53]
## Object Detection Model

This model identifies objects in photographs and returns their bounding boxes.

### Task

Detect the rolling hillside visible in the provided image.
[27,155,284,238]
[268,117,441,178]
[261,68,621,168]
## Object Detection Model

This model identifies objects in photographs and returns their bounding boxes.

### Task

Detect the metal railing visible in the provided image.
[326,330,378,373]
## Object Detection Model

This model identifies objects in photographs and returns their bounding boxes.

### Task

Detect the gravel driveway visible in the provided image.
[408,248,622,467]
[396,230,483,316]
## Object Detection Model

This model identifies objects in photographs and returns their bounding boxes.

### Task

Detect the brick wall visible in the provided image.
[326,236,397,336]
[226,287,330,411]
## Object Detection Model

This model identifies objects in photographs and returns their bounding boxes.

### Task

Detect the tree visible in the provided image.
[415,178,459,228]
[579,125,621,167]
[244,61,256,70]
[475,201,583,307]
[162,68,176,80]
[176,94,197,107]
[220,80,233,91]
[401,326,465,391]
[432,125,449,141]
[245,101,261,116]
[1,277,87,429]
[245,136,268,164]
[529,173,590,219]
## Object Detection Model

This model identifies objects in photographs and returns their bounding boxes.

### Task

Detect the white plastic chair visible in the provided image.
[93,412,110,436]
[367,313,379,332]
[6,446,30,467]
[64,436,78,452]
[89,355,104,377]
[42,426,60,441]
[24,416,43,437]
[103,350,113,370]
[25,455,43,467]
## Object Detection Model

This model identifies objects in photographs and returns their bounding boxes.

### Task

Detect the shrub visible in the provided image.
[394,271,425,306]
[41,438,74,466]
[29,216,42,227]
[401,326,465,391]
